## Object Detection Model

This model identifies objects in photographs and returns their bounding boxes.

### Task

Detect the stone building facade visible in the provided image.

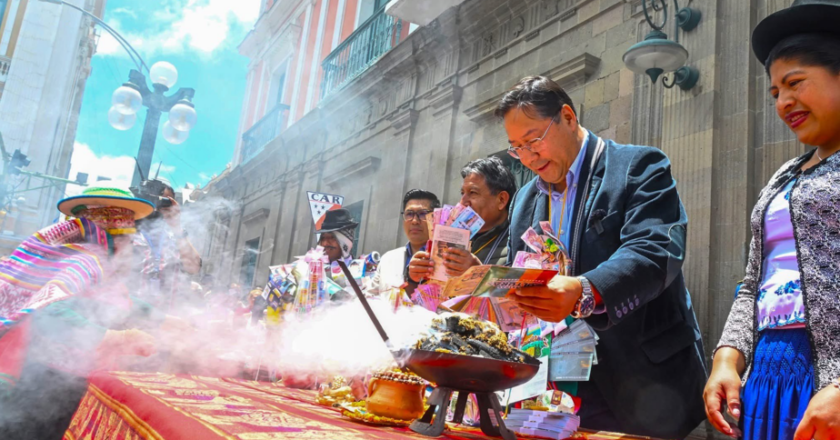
[0,0,105,255]
[198,0,803,381]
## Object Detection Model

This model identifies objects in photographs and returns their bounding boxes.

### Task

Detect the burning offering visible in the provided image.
[414,313,538,364]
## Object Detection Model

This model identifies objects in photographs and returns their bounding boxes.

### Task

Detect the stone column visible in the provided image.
[276,168,305,263]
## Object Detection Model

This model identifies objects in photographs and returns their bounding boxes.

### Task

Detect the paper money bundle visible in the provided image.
[549,319,599,381]
[428,204,486,281]
[504,409,581,439]
[513,221,572,274]
[427,203,486,238]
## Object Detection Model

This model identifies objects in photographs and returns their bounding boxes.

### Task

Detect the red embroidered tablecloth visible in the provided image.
[64,371,653,440]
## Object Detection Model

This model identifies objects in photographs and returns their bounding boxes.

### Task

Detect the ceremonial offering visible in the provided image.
[365,368,426,421]
[410,282,448,312]
[341,408,414,427]
[413,313,538,364]
[518,221,572,273]
[337,261,540,440]
[442,265,558,298]
[317,376,360,407]
[293,247,330,313]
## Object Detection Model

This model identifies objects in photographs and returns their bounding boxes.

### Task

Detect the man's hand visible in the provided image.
[508,275,582,322]
[794,384,840,440]
[408,251,434,282]
[441,248,481,277]
[703,347,744,438]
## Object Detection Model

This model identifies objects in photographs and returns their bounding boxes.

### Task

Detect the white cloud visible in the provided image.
[96,0,261,59]
[66,142,136,196]
[112,7,138,19]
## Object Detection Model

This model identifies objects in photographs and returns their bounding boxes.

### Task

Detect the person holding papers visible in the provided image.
[407,157,517,280]
[497,76,706,439]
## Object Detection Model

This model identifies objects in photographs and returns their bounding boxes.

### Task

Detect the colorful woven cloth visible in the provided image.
[0,219,111,391]
[65,371,661,440]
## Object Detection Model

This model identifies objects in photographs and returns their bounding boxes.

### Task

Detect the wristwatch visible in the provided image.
[572,276,596,319]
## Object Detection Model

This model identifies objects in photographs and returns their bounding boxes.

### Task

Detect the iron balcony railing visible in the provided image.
[320,7,402,100]
[240,103,290,164]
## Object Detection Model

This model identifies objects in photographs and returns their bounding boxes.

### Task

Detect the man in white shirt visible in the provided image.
[369,189,440,296]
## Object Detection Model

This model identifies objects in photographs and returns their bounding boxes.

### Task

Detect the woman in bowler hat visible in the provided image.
[705,2,840,439]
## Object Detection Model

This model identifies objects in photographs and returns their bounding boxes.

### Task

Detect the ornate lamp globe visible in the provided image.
[622,30,689,83]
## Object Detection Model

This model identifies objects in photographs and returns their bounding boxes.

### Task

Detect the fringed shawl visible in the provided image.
[0,219,111,391]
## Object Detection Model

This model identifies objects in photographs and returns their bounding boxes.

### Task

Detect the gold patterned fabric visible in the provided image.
[65,371,658,440]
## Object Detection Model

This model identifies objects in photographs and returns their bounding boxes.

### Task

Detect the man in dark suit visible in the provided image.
[499,76,706,439]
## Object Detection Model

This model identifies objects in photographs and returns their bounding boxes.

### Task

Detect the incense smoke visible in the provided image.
[273,299,437,380]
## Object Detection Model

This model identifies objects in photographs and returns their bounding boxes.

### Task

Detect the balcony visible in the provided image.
[320,8,403,101]
[0,56,10,84]
[240,104,290,164]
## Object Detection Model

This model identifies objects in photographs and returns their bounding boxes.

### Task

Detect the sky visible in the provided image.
[69,0,261,195]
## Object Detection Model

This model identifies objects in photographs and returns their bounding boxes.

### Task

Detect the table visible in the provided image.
[64,372,654,440]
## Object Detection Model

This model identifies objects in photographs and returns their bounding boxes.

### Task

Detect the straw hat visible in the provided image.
[57,186,156,220]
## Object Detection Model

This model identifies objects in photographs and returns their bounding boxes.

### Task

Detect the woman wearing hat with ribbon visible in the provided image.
[0,187,185,439]
[705,2,840,439]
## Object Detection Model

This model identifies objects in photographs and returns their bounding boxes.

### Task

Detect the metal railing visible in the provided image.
[320,8,403,100]
[240,104,290,164]
[0,56,11,83]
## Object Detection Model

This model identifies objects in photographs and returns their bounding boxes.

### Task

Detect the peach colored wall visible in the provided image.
[244,61,264,130]
[294,0,322,122]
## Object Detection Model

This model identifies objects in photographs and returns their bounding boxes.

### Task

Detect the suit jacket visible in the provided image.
[472,220,510,266]
[507,132,707,439]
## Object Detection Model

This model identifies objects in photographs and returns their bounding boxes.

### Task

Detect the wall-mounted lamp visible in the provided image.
[622,0,701,91]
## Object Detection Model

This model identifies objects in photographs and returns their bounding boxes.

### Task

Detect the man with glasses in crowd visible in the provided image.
[370,189,440,296]
[498,76,706,439]
[407,158,517,281]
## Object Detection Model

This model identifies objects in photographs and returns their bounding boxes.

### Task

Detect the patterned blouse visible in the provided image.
[756,178,806,331]
[717,149,840,393]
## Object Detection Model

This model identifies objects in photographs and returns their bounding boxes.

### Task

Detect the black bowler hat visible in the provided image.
[315,208,359,233]
[752,0,840,63]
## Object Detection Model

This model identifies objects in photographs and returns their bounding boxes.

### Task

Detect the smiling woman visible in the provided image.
[706,3,840,439]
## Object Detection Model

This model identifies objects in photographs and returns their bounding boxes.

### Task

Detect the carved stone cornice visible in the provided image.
[302,159,325,183]
[463,52,600,122]
[323,156,381,188]
[282,168,305,187]
[463,91,505,123]
[428,80,462,116]
[544,52,601,89]
[388,107,419,136]
[243,208,270,225]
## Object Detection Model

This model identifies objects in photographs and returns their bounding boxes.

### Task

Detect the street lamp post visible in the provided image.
[110,65,197,187]
[39,0,198,188]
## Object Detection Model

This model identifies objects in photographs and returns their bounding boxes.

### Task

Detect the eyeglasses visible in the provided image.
[507,118,555,159]
[401,210,431,221]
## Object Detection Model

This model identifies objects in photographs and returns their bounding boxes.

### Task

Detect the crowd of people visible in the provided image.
[1,2,839,439]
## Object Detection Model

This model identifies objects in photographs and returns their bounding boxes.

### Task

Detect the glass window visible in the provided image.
[0,0,7,26]
[240,237,261,287]
[491,151,536,190]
